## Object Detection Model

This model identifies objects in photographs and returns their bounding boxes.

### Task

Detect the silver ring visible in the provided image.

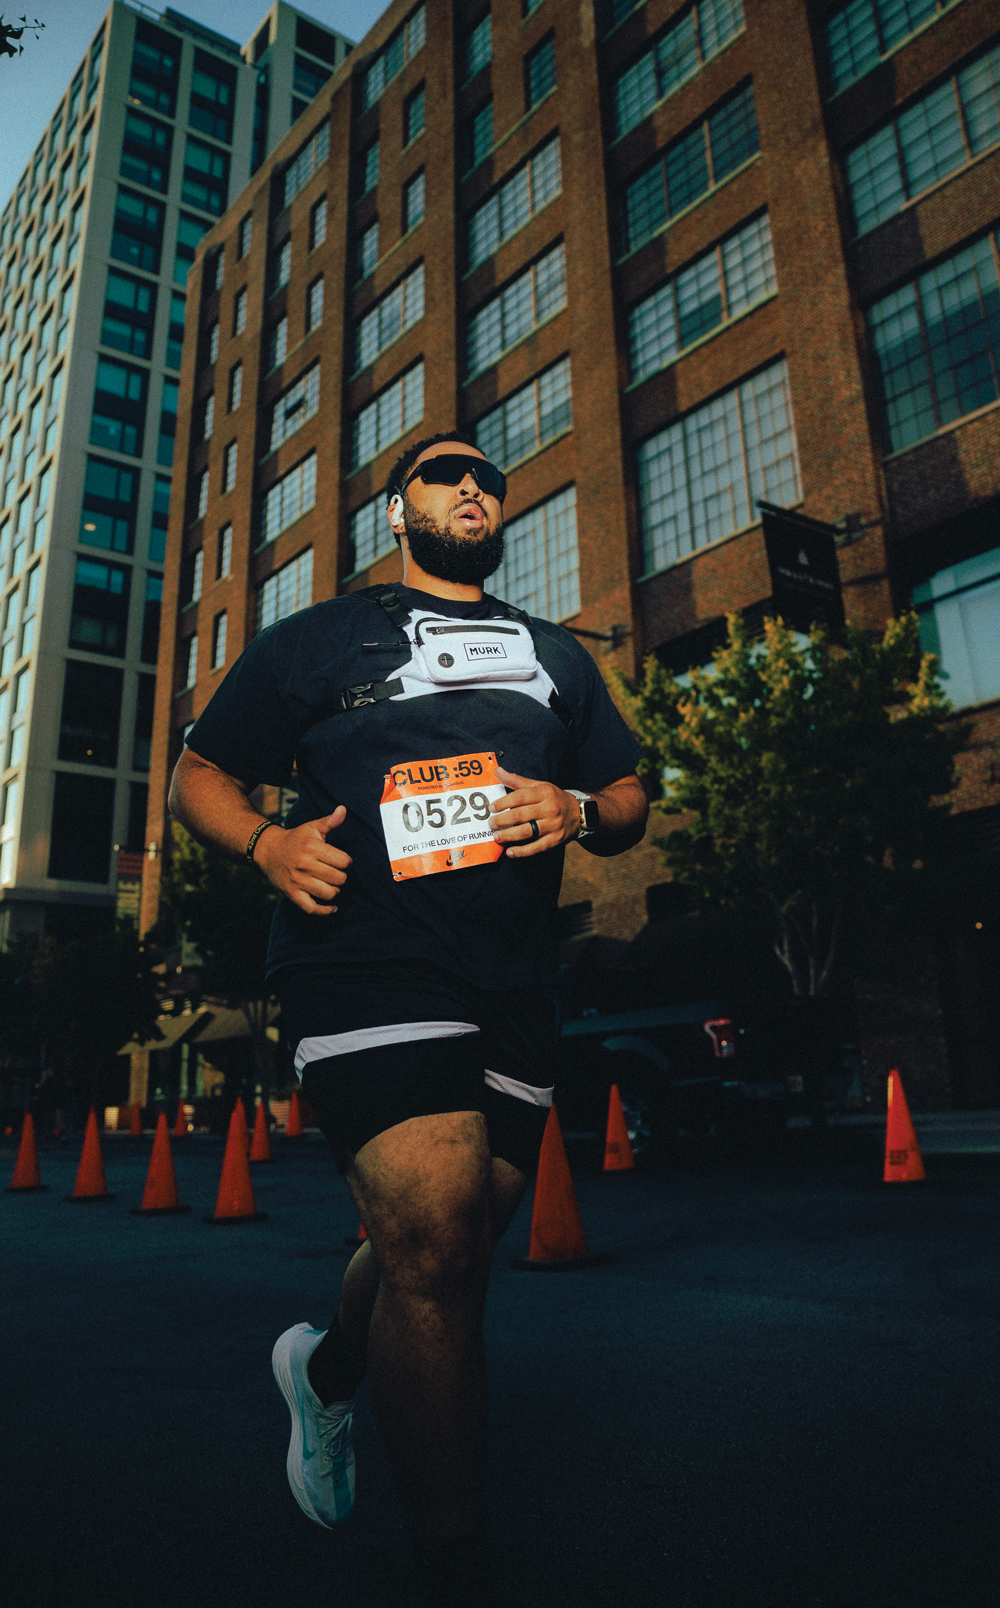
[528,819,540,842]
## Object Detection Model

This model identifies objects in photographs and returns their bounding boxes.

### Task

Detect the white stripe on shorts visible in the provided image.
[484,1068,554,1108]
[294,1019,479,1074]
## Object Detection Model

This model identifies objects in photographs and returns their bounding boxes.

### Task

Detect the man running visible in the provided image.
[168,435,648,1605]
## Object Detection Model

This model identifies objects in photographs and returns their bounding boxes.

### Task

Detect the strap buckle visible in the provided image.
[339,683,378,711]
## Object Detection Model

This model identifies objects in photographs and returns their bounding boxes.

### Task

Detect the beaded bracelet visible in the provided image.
[246,820,278,865]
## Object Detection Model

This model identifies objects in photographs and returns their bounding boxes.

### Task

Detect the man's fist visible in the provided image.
[489,766,579,858]
[254,806,352,914]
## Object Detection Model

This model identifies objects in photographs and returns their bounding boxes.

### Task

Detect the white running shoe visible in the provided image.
[272,1322,356,1528]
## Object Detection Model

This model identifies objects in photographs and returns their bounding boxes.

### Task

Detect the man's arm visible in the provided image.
[169,748,351,915]
[491,767,648,859]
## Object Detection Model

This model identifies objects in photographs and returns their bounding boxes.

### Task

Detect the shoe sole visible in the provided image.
[272,1324,336,1530]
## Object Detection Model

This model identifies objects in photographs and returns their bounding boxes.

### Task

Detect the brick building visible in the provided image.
[143,0,1000,1107]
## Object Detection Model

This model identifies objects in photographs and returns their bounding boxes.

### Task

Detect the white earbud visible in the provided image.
[388,493,404,530]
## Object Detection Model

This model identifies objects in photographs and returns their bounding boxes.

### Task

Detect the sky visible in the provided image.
[0,0,392,208]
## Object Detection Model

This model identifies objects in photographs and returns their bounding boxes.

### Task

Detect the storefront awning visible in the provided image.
[117,1007,213,1056]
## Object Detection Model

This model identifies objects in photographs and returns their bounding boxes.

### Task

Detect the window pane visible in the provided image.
[959,42,1000,157]
[722,212,776,314]
[845,124,905,236]
[492,485,579,621]
[896,79,965,197]
[708,83,759,181]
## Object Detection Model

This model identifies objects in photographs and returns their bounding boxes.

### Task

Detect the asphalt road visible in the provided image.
[2,1128,998,1608]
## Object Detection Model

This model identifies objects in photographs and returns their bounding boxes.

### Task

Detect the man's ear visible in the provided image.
[388,494,405,531]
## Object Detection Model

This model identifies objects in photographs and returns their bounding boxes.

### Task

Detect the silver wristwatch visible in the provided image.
[566,789,599,839]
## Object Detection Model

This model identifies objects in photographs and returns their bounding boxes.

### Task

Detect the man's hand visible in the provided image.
[253,806,352,914]
[490,766,580,857]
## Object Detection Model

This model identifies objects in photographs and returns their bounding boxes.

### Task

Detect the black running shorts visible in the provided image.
[274,959,557,1177]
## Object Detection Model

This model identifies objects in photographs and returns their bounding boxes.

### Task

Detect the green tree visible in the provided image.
[0,16,45,61]
[155,823,278,1090]
[618,614,967,1106]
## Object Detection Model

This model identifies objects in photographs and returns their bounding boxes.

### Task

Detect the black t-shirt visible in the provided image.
[186,586,642,989]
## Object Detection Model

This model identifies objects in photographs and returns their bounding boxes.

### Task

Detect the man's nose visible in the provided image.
[457,476,483,501]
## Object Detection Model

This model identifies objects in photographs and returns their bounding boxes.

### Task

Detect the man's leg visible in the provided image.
[308,1154,529,1406]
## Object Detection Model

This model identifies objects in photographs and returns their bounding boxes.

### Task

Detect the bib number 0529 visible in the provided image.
[401,792,493,834]
[380,752,506,880]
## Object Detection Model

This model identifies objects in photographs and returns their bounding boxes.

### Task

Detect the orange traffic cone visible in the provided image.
[129,1102,143,1136]
[67,1107,115,1201]
[510,1104,609,1271]
[603,1084,636,1171]
[249,1099,273,1163]
[131,1114,190,1215]
[172,1100,188,1138]
[285,1089,304,1137]
[883,1069,925,1183]
[6,1112,47,1193]
[205,1104,268,1223]
[232,1096,251,1153]
[344,1219,368,1247]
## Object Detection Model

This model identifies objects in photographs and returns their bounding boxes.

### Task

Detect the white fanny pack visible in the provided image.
[411,617,538,685]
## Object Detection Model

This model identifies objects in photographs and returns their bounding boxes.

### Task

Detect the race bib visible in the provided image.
[380,751,506,880]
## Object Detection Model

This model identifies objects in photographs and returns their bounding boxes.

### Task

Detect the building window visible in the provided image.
[465,14,492,81]
[120,110,173,194]
[211,610,227,670]
[307,275,324,330]
[80,457,136,554]
[150,475,170,562]
[132,673,155,770]
[404,171,426,231]
[526,35,556,108]
[101,269,157,359]
[111,187,164,274]
[141,573,162,663]
[58,659,122,765]
[256,546,313,631]
[622,82,759,256]
[189,51,236,144]
[1,776,20,885]
[363,7,426,110]
[469,136,562,269]
[202,394,215,440]
[238,211,253,258]
[405,85,426,144]
[271,364,320,451]
[208,321,220,363]
[182,633,198,688]
[845,41,1000,237]
[357,222,379,282]
[228,362,242,410]
[310,196,327,249]
[866,230,1000,454]
[234,287,247,335]
[476,355,572,469]
[187,544,205,607]
[825,0,958,97]
[90,358,146,458]
[294,53,331,106]
[174,212,210,286]
[492,484,579,621]
[272,237,292,293]
[636,357,800,573]
[217,523,232,578]
[914,544,1000,709]
[167,292,186,369]
[212,250,225,290]
[68,556,130,656]
[363,140,380,194]
[197,469,209,518]
[261,452,317,544]
[222,440,238,494]
[48,771,116,883]
[152,378,177,468]
[351,365,424,470]
[284,120,330,207]
[467,242,566,377]
[183,137,230,217]
[628,212,775,382]
[355,264,424,373]
[466,101,493,170]
[614,0,745,139]
[129,20,179,119]
[269,316,289,370]
[348,495,395,575]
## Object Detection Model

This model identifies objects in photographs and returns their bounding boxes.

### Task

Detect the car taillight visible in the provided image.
[702,1018,736,1058]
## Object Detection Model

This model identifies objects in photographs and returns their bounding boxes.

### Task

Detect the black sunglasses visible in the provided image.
[400,453,507,504]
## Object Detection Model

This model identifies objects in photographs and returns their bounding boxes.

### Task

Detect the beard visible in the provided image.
[403,500,505,585]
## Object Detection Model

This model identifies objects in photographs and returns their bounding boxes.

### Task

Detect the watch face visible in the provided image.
[581,797,600,832]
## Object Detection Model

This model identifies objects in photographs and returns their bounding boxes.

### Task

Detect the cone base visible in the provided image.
[509,1252,611,1272]
[130,1204,191,1215]
[6,1183,48,1193]
[203,1211,269,1224]
[883,1176,926,1185]
[65,1192,116,1203]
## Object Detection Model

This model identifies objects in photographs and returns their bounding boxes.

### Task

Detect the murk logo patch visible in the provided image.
[465,641,507,660]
